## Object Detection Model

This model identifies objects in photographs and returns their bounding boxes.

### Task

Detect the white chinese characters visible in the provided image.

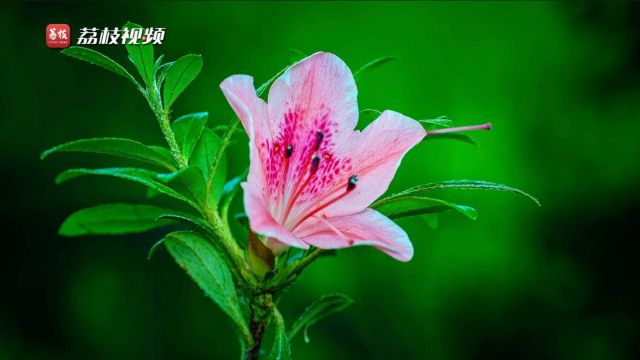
[49,27,68,41]
[77,27,165,45]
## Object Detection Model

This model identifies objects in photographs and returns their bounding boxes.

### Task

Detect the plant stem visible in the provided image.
[270,247,325,292]
[243,292,273,360]
[203,207,258,289]
[158,111,188,168]
[145,87,188,168]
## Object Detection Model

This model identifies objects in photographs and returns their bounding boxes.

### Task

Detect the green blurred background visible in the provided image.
[1,1,639,359]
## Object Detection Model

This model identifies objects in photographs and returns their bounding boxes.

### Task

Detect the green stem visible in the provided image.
[269,247,325,292]
[204,207,258,289]
[145,87,188,168]
[207,117,239,190]
[158,110,188,168]
[242,292,273,360]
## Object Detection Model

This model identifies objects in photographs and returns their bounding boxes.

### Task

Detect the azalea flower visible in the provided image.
[220,52,427,262]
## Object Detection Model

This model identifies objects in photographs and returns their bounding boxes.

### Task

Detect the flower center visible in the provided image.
[289,173,358,230]
[280,131,326,223]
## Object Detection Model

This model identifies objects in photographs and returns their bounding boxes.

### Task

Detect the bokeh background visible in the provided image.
[1,1,639,359]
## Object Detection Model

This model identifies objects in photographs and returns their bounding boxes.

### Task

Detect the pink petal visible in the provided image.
[320,110,426,217]
[220,75,271,197]
[268,52,358,147]
[241,182,310,251]
[295,208,414,262]
[220,75,269,137]
[265,52,358,213]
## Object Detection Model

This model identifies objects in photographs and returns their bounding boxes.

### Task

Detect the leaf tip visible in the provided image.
[147,238,166,260]
[40,149,51,160]
[54,173,65,185]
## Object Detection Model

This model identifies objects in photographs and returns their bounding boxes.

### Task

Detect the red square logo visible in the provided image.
[46,24,71,48]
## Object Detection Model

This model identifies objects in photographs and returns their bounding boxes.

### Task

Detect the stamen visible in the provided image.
[291,179,354,230]
[275,143,291,205]
[310,154,320,174]
[313,215,351,241]
[315,131,324,151]
[347,175,358,191]
[426,122,492,135]
[290,174,360,230]
[281,154,321,223]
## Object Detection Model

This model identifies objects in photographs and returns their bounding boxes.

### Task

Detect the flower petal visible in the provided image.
[220,75,271,196]
[296,208,414,262]
[266,52,358,211]
[268,51,358,147]
[241,182,310,250]
[220,74,269,137]
[320,110,426,217]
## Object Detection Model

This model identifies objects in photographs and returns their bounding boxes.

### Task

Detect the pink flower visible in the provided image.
[220,52,425,262]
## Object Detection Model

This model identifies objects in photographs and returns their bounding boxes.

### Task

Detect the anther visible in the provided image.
[315,131,325,151]
[347,175,358,191]
[310,154,320,174]
[285,145,293,158]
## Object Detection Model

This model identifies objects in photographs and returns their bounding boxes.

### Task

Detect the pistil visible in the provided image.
[426,122,492,135]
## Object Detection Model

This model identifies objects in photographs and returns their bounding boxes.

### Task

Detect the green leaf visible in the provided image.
[192,129,227,204]
[421,213,439,229]
[256,60,299,96]
[61,46,139,88]
[55,168,196,208]
[353,56,397,81]
[164,231,249,337]
[149,212,214,260]
[288,294,354,343]
[157,166,208,207]
[211,124,244,136]
[171,112,208,161]
[372,180,541,207]
[289,48,307,63]
[157,213,214,236]
[59,203,178,237]
[163,54,203,110]
[360,108,382,120]
[418,116,454,129]
[269,307,292,360]
[154,54,164,72]
[41,138,177,170]
[156,61,174,86]
[123,22,155,87]
[374,196,478,220]
[148,145,174,162]
[147,238,166,260]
